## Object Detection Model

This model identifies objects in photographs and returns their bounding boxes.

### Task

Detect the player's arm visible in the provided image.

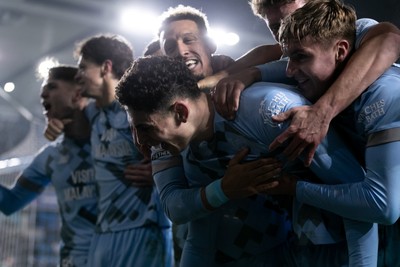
[153,148,280,224]
[0,175,44,215]
[270,21,400,165]
[198,44,282,90]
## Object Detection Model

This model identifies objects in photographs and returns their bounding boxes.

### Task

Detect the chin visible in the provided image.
[194,73,205,82]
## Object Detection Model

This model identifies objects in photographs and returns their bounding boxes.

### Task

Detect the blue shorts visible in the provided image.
[87,225,174,267]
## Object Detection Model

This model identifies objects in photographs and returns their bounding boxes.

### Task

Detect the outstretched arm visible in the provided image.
[270,22,400,165]
[0,175,44,215]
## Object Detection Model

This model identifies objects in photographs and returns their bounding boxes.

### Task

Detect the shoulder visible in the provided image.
[355,18,378,48]
[240,82,309,116]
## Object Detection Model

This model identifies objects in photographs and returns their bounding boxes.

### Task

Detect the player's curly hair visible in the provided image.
[116,56,201,113]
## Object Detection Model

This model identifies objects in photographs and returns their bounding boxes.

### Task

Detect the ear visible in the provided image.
[335,39,350,63]
[173,102,189,123]
[72,86,83,103]
[101,59,113,76]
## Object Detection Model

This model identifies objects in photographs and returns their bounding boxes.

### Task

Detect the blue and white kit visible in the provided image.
[85,100,173,267]
[0,137,97,267]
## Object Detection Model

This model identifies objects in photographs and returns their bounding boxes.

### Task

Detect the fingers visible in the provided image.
[61,119,73,125]
[44,118,65,141]
[213,84,228,118]
[249,160,281,184]
[281,135,309,161]
[269,127,295,152]
[213,79,244,120]
[257,181,280,193]
[271,109,294,123]
[127,177,154,187]
[227,147,249,166]
[224,82,243,120]
[304,144,318,167]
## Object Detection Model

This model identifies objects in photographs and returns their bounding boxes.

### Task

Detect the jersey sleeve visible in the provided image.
[238,84,378,264]
[355,18,378,49]
[256,58,297,84]
[297,141,400,225]
[151,147,211,224]
[0,147,51,215]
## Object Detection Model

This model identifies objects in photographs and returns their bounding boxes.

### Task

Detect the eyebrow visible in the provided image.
[284,47,305,58]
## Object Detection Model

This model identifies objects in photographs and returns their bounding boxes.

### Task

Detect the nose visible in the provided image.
[40,88,48,99]
[286,59,297,78]
[176,41,189,57]
[74,70,83,82]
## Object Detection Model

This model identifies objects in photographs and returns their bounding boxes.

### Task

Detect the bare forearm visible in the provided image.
[315,22,400,118]
[225,44,282,75]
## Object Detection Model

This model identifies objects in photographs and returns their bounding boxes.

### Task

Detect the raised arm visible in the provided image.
[270,22,400,165]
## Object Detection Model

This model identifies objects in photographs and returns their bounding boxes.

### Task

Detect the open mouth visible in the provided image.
[42,102,51,111]
[185,59,198,70]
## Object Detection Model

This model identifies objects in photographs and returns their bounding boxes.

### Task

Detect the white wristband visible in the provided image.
[205,179,229,208]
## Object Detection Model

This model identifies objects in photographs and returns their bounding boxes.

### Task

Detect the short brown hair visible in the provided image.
[74,34,134,79]
[250,0,299,18]
[158,5,210,36]
[279,0,356,48]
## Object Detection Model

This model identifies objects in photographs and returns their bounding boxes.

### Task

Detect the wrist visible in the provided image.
[202,179,229,209]
[313,94,342,119]
[247,67,261,83]
[311,101,335,123]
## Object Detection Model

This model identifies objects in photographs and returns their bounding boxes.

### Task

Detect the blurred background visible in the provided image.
[0,0,399,266]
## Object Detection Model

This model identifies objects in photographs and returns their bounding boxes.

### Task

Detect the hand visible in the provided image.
[197,71,228,90]
[258,172,298,196]
[131,127,151,160]
[221,148,281,199]
[44,118,72,141]
[212,76,245,120]
[124,159,154,187]
[212,67,260,120]
[269,105,331,166]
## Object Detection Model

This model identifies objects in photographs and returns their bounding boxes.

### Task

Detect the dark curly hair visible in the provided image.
[116,56,201,113]
[74,34,134,79]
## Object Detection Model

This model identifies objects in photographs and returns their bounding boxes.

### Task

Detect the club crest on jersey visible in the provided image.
[259,92,289,127]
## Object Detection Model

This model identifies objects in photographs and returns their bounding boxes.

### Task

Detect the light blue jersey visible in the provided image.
[0,137,97,267]
[85,101,173,267]
[297,66,400,223]
[153,82,377,266]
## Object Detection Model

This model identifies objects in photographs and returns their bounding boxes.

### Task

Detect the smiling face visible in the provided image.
[75,56,104,99]
[128,108,192,156]
[40,77,80,120]
[284,37,339,102]
[160,19,214,79]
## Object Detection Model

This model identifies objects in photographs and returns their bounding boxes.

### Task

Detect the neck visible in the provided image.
[95,78,119,108]
[192,93,215,142]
